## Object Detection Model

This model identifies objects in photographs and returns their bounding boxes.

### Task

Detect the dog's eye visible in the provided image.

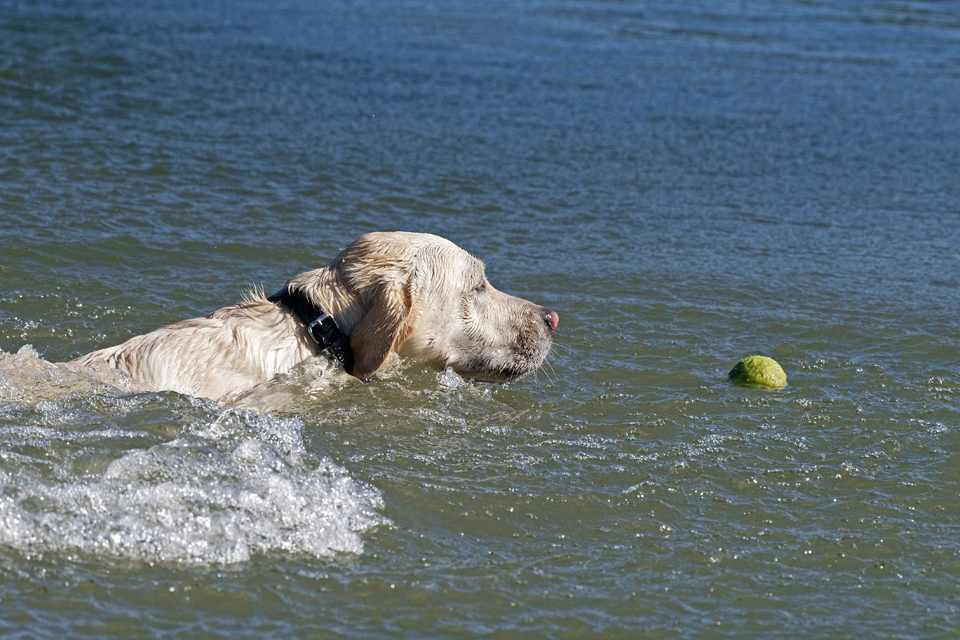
[473,282,487,294]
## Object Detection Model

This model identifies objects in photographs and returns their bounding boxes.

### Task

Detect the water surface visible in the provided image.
[2,0,960,637]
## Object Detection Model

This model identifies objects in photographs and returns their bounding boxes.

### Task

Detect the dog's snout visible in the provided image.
[544,309,559,332]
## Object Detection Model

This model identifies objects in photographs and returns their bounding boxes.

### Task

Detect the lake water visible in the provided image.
[2,0,960,637]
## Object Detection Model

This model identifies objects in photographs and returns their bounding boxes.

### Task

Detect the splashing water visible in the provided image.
[0,346,388,565]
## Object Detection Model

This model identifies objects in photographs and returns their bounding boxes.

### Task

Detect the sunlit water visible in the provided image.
[2,0,960,637]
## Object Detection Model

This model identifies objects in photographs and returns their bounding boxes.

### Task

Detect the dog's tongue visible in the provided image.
[546,309,559,331]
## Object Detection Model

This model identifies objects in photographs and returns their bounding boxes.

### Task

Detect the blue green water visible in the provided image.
[2,0,960,637]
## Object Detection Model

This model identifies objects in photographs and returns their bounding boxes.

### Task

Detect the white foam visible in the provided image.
[0,354,388,565]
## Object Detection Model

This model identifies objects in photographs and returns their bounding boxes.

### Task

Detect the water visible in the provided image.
[2,0,960,636]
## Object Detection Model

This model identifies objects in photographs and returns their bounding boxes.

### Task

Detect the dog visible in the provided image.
[72,232,559,403]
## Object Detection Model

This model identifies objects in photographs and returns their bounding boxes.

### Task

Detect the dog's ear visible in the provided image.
[349,278,423,379]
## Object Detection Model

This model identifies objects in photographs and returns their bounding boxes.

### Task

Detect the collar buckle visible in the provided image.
[307,312,338,336]
[269,287,355,375]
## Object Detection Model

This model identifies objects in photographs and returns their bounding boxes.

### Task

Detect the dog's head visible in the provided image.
[333,232,557,381]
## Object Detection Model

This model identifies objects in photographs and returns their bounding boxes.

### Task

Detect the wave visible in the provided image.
[0,345,387,565]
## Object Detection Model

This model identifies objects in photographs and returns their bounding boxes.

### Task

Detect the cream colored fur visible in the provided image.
[71,232,557,403]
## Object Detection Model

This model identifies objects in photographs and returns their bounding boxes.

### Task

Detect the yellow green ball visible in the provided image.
[728,355,787,389]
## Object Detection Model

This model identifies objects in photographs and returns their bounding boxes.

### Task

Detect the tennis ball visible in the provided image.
[728,355,787,389]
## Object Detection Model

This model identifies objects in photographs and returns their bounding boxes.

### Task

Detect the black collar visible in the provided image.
[268,287,355,375]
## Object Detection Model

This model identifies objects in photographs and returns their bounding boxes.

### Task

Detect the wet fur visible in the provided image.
[71,232,556,403]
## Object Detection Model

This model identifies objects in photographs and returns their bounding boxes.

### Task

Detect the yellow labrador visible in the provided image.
[72,232,559,402]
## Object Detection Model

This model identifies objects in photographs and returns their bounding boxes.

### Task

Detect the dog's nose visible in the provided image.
[545,309,559,332]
